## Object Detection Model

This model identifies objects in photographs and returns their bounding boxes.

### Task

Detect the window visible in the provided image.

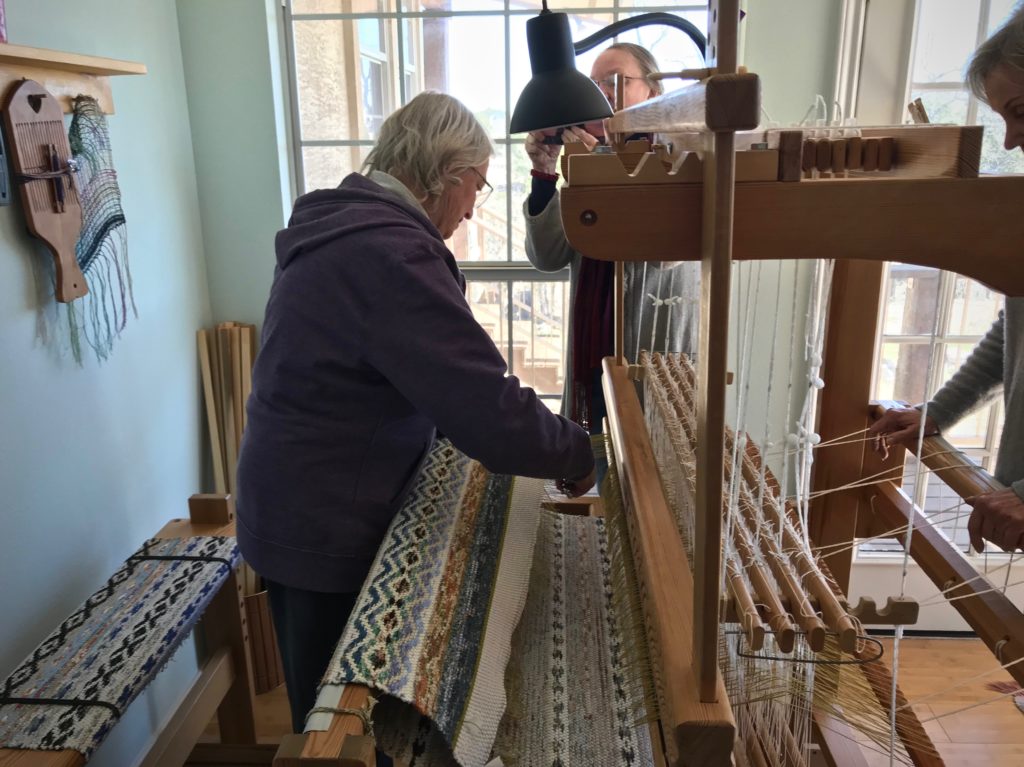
[865,0,1019,555]
[284,0,707,410]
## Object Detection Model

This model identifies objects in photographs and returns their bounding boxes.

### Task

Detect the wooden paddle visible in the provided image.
[3,78,87,302]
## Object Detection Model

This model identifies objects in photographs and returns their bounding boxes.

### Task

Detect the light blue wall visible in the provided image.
[0,0,212,763]
[177,0,292,327]
[743,0,843,124]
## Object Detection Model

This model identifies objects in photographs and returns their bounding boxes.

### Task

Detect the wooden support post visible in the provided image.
[809,260,885,591]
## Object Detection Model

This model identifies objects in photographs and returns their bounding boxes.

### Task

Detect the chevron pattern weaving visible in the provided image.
[311,439,544,767]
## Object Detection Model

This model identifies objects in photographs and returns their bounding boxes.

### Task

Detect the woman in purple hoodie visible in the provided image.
[235,92,595,737]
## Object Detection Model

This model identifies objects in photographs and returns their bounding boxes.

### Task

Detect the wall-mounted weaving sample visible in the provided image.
[67,95,136,363]
[310,439,543,767]
[0,536,239,758]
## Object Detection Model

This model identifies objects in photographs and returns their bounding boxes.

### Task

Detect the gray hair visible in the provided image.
[967,4,1024,101]
[606,42,664,97]
[363,92,493,200]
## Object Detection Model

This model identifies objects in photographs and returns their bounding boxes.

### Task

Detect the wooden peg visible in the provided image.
[863,138,880,171]
[846,136,863,169]
[878,136,895,171]
[850,596,920,626]
[831,138,847,173]
[815,138,832,172]
[801,139,816,172]
[777,130,804,182]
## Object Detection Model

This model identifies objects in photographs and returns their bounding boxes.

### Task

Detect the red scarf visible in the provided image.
[570,256,615,429]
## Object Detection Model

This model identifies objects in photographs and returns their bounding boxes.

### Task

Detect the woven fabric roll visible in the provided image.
[0,536,239,758]
[495,511,655,767]
[311,439,544,767]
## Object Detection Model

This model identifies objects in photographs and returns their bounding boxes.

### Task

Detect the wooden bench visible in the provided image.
[0,495,261,767]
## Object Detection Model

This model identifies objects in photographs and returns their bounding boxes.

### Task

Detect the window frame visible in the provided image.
[280,0,707,403]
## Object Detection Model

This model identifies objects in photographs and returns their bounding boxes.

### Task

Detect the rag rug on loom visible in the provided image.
[0,536,238,758]
[309,438,543,767]
[494,510,655,767]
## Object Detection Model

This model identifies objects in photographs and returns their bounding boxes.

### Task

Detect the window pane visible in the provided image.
[620,10,708,94]
[908,88,969,125]
[912,0,983,84]
[294,19,398,141]
[978,103,1024,174]
[511,280,569,395]
[876,341,933,403]
[880,264,941,336]
[989,0,1022,33]
[447,151,509,261]
[447,17,508,136]
[301,145,370,192]
[941,404,994,449]
[410,0,503,12]
[947,277,1003,337]
[467,281,509,365]
[293,0,396,12]
[357,18,386,53]
[510,141,534,263]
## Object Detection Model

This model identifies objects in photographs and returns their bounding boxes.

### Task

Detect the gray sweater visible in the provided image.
[523,193,700,415]
[927,297,1024,501]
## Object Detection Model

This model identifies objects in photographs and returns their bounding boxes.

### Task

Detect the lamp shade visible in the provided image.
[509,10,612,134]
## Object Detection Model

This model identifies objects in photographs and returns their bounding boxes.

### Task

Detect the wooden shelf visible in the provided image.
[0,43,146,114]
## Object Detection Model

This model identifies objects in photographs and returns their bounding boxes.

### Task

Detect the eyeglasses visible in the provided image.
[469,167,493,208]
[591,74,646,91]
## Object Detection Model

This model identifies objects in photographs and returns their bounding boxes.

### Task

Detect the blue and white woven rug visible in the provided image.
[310,439,543,767]
[0,536,238,759]
[311,439,653,767]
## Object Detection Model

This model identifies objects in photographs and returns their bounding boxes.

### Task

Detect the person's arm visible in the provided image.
[927,311,1006,428]
[522,128,598,273]
[365,243,594,484]
[869,312,1006,455]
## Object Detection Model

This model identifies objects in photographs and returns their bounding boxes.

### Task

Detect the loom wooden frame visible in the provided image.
[269,0,1024,764]
[0,495,259,767]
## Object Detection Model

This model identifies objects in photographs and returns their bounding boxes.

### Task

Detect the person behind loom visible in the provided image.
[522,42,700,437]
[235,92,596,742]
[870,7,1024,553]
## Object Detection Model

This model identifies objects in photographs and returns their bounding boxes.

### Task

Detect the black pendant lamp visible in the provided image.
[509,2,612,134]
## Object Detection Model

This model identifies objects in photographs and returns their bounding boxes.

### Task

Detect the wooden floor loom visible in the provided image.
[0,496,264,767]
[277,2,1024,765]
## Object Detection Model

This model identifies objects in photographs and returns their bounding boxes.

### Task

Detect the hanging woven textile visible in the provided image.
[65,94,136,363]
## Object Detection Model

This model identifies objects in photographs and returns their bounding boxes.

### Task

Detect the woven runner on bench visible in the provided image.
[310,439,543,767]
[0,535,239,759]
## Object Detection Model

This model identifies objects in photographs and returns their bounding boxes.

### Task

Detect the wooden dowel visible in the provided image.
[846,135,863,169]
[726,559,766,651]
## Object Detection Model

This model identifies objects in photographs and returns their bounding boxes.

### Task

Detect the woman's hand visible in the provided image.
[525,130,562,175]
[560,125,600,151]
[968,488,1024,553]
[867,407,939,460]
[557,467,597,498]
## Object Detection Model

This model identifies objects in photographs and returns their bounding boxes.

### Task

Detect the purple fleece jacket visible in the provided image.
[236,173,594,593]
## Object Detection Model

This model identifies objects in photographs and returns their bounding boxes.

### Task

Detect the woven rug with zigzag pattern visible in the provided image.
[310,439,653,766]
